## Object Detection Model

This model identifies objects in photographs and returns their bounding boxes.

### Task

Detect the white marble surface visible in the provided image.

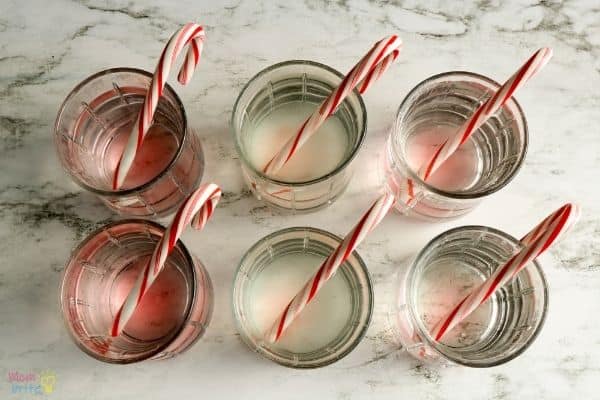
[1,0,599,398]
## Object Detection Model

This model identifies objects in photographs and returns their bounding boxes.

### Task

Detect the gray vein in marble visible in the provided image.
[0,184,113,240]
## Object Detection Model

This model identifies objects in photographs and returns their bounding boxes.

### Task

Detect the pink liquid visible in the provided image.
[110,256,189,341]
[97,118,203,216]
[104,124,179,190]
[386,126,483,218]
[405,126,481,192]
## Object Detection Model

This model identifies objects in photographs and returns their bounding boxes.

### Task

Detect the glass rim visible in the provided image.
[392,70,529,200]
[232,226,374,368]
[406,224,548,367]
[54,67,189,197]
[230,60,368,187]
[59,218,198,364]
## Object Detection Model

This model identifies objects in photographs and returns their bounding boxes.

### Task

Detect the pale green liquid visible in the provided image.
[248,252,353,353]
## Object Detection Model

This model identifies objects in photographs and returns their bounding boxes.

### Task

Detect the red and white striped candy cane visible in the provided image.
[395,48,552,205]
[431,203,580,341]
[419,47,552,181]
[110,183,221,337]
[113,23,206,190]
[262,35,402,176]
[266,192,395,342]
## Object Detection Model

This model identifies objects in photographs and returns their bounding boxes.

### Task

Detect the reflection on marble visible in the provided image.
[0,0,599,399]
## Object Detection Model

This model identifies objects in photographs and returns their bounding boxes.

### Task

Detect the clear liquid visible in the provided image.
[248,252,353,353]
[415,259,494,347]
[246,102,348,182]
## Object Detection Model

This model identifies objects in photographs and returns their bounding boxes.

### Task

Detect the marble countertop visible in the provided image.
[1,0,599,398]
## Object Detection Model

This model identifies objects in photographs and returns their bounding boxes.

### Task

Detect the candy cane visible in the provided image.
[110,183,221,337]
[396,48,552,205]
[113,23,206,190]
[431,203,580,341]
[263,35,402,176]
[266,193,395,342]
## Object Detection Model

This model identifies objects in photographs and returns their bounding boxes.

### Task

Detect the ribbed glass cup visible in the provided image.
[60,220,213,363]
[55,68,204,217]
[232,61,366,212]
[233,227,373,368]
[383,71,528,220]
[391,225,548,367]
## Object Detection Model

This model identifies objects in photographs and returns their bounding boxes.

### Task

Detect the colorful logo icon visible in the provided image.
[39,370,56,394]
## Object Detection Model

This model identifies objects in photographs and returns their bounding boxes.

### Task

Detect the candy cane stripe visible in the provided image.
[263,36,402,176]
[113,23,206,190]
[394,48,552,207]
[431,203,578,341]
[110,183,221,337]
[266,193,395,342]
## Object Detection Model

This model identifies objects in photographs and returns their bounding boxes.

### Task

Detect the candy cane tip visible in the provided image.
[266,331,277,344]
[567,203,581,225]
[110,183,221,338]
[536,47,553,68]
[114,23,205,189]
[112,169,125,191]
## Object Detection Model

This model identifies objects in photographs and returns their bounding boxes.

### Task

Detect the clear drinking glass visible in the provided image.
[232,61,367,212]
[383,71,528,220]
[54,68,204,217]
[60,220,213,364]
[233,227,373,368]
[391,225,548,367]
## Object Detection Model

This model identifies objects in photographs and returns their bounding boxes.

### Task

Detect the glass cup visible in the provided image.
[233,227,373,368]
[54,68,204,217]
[60,220,213,364]
[390,225,548,367]
[383,71,528,220]
[232,61,367,212]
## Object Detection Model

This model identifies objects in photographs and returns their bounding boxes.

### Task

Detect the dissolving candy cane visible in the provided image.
[110,183,222,337]
[395,48,553,205]
[265,192,395,342]
[431,203,580,341]
[262,35,403,176]
[113,23,206,190]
